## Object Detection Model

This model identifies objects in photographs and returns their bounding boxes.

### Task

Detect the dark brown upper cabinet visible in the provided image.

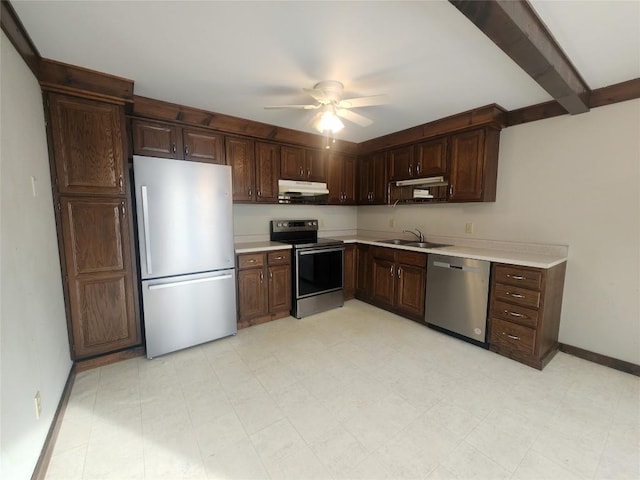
[226,136,255,202]
[388,146,414,181]
[358,152,387,205]
[327,152,357,205]
[254,142,280,203]
[131,118,224,164]
[414,137,448,177]
[280,145,326,182]
[48,93,126,195]
[448,127,499,202]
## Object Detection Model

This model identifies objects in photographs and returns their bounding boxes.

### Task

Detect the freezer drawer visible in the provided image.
[142,269,237,358]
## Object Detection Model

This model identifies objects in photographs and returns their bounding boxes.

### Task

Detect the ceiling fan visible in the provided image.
[265,80,388,133]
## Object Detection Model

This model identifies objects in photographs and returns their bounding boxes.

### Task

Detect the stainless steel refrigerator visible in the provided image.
[133,155,237,358]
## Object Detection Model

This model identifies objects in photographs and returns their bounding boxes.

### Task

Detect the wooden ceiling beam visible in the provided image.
[450,0,591,115]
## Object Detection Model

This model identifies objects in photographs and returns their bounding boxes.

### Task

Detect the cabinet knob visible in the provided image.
[257,190,261,197]
[172,143,177,154]
[390,266,394,276]
[118,176,124,189]
[248,189,253,197]
[185,145,190,156]
[120,202,126,218]
[260,271,264,282]
[397,267,402,278]
[307,168,311,178]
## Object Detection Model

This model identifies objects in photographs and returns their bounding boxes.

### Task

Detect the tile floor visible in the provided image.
[46,300,639,480]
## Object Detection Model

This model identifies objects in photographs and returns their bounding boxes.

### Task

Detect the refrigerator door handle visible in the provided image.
[141,185,153,275]
[148,273,233,290]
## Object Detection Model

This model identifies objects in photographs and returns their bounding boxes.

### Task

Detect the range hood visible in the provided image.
[278,179,329,203]
[395,176,448,187]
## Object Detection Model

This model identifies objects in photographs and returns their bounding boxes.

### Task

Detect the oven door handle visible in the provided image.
[298,247,344,256]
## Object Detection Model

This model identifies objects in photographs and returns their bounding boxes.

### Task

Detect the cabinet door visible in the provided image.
[183,128,224,164]
[449,129,486,202]
[237,268,267,322]
[415,137,448,177]
[356,244,370,299]
[371,152,388,204]
[371,258,395,309]
[357,155,372,204]
[327,152,343,204]
[49,93,126,194]
[255,142,280,203]
[59,196,139,358]
[131,119,182,159]
[395,264,426,320]
[268,264,291,314]
[306,149,326,182]
[226,136,255,202]
[280,146,305,180]
[343,244,357,299]
[388,146,413,181]
[342,155,357,204]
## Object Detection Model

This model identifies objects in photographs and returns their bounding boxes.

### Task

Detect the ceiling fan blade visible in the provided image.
[302,88,328,103]
[338,94,389,109]
[336,108,373,127]
[264,104,320,110]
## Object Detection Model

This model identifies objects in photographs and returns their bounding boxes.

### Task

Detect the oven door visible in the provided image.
[295,246,344,299]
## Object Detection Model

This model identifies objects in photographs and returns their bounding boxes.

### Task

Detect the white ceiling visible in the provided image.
[10,0,640,143]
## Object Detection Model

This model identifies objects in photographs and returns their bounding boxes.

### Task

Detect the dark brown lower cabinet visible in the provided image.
[488,262,566,370]
[343,244,356,300]
[369,246,427,321]
[58,196,140,358]
[237,250,291,328]
[355,244,371,300]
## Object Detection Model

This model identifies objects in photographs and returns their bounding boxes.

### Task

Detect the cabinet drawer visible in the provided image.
[494,283,540,309]
[491,300,538,328]
[371,246,395,261]
[494,265,542,291]
[490,318,536,356]
[268,250,290,265]
[237,253,265,269]
[396,250,427,268]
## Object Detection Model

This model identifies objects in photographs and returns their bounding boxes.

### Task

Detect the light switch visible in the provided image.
[465,222,474,234]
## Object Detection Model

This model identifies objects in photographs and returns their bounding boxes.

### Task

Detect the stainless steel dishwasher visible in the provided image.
[425,254,491,347]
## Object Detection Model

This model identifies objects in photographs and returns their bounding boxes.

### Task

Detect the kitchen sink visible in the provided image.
[377,239,450,248]
[378,238,413,245]
[405,241,451,248]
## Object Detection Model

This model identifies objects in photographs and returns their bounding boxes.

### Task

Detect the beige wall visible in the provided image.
[1,33,72,479]
[358,99,640,365]
[233,204,357,240]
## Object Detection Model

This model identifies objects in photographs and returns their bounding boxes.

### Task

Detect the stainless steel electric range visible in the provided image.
[270,220,344,318]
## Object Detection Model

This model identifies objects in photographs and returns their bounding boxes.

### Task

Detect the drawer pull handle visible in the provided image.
[248,259,256,263]
[507,274,527,280]
[274,256,283,260]
[505,310,526,318]
[504,333,521,341]
[507,292,525,298]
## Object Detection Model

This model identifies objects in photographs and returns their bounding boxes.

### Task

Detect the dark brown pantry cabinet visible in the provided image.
[236,250,291,328]
[46,92,141,359]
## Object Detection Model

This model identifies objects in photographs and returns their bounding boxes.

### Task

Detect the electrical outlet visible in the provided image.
[31,176,38,197]
[319,218,325,227]
[465,222,474,234]
[389,219,395,228]
[34,391,42,420]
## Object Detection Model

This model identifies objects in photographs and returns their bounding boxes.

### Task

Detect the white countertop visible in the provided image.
[235,235,567,269]
[235,241,292,254]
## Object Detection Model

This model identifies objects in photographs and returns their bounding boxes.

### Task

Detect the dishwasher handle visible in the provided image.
[432,260,482,273]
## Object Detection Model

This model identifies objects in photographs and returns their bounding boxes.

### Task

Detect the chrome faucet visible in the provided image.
[403,228,424,242]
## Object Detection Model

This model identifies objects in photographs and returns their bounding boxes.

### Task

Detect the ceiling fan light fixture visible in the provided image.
[316,108,344,133]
